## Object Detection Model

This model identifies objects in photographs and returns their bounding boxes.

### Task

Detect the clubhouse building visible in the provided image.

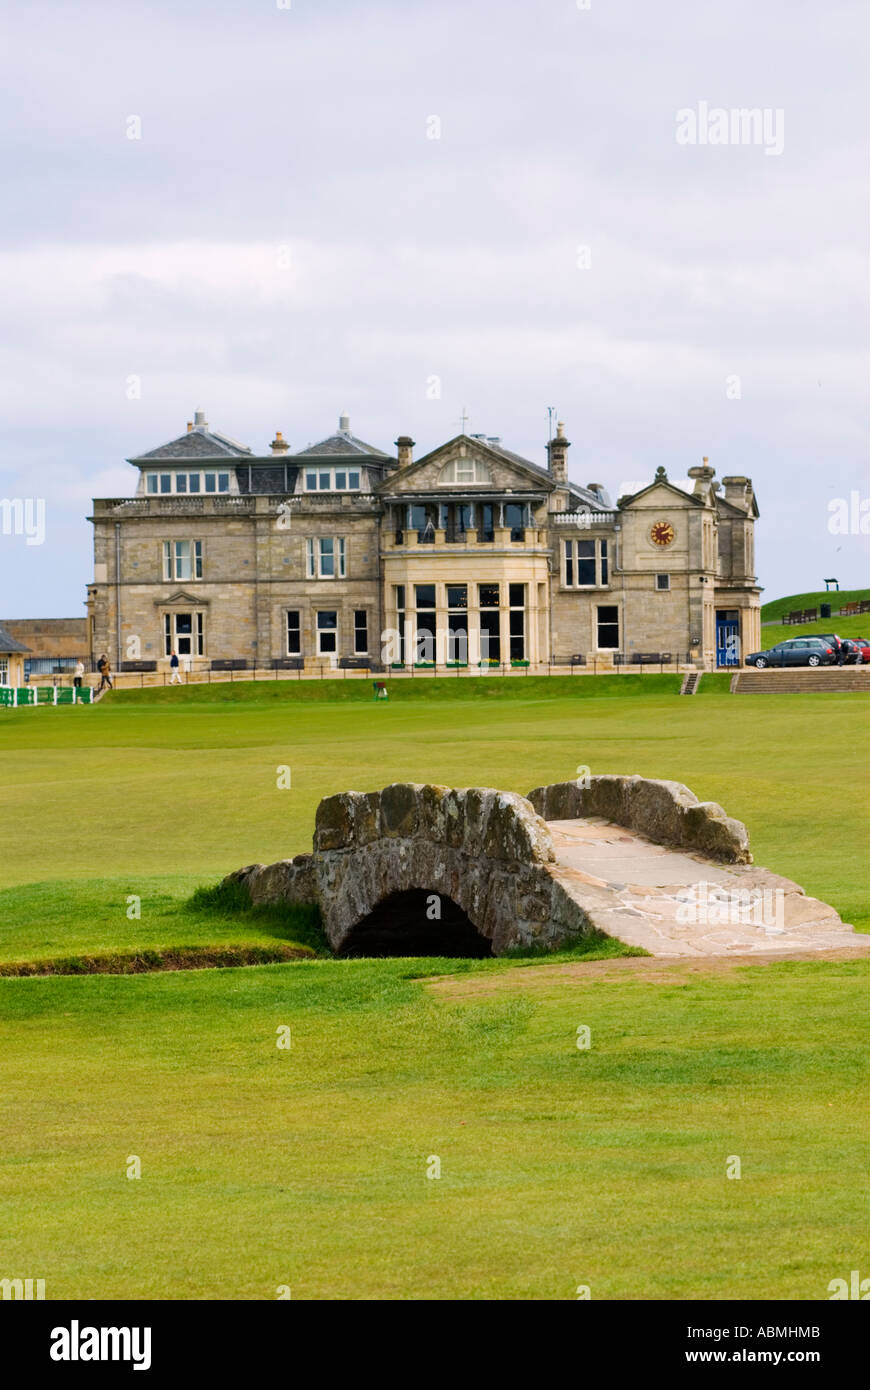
[87,412,761,673]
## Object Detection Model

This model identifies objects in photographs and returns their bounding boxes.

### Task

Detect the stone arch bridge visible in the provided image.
[226,778,867,959]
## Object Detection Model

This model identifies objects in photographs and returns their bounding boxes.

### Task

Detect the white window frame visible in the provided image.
[163,539,203,581]
[306,536,346,578]
[438,458,491,485]
[286,610,301,655]
[316,611,338,655]
[564,538,609,589]
[303,468,361,492]
[164,611,205,657]
[147,471,230,495]
[353,609,368,654]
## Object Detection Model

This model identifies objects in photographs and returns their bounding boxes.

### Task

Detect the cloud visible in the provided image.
[2,0,869,608]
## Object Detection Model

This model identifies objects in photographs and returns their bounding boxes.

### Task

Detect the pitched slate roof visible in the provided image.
[0,623,31,653]
[485,440,606,508]
[298,432,390,459]
[131,417,252,463]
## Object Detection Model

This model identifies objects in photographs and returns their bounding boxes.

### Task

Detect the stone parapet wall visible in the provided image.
[526,776,752,864]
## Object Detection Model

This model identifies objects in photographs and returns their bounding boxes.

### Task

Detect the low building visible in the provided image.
[0,623,31,686]
[86,411,761,673]
[0,618,88,679]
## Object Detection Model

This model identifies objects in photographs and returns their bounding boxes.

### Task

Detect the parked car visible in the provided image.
[816,633,846,662]
[838,637,870,665]
[745,637,838,668]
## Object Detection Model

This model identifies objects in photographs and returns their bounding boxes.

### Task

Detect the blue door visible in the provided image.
[716,618,740,667]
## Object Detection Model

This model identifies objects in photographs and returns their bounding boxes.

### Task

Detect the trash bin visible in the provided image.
[820,603,831,619]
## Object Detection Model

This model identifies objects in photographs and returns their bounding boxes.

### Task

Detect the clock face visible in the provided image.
[650,520,675,547]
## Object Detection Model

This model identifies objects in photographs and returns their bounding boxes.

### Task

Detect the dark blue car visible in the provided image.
[746,637,838,668]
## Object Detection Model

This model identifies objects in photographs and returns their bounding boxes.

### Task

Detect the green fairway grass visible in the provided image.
[1,679,868,953]
[2,955,868,1299]
[3,677,869,1300]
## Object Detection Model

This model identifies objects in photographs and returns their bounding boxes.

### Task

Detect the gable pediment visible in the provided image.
[619,479,704,510]
[154,589,210,607]
[378,435,551,497]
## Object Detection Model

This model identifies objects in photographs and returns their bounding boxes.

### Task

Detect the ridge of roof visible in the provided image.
[297,431,390,459]
[0,623,31,653]
[131,426,253,463]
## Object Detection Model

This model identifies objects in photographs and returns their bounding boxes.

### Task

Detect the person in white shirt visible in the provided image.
[73,660,85,689]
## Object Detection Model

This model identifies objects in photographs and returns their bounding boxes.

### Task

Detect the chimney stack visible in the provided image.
[339,412,350,434]
[721,475,751,510]
[688,455,716,500]
[395,435,415,470]
[193,409,207,429]
[547,420,570,482]
[270,430,289,455]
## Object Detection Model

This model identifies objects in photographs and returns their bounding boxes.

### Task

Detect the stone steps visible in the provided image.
[734,669,870,693]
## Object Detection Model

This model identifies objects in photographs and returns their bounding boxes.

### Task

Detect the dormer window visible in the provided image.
[438,458,492,485]
[145,471,230,495]
[304,468,362,492]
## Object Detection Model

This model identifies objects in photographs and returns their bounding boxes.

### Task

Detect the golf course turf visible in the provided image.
[1,677,868,1298]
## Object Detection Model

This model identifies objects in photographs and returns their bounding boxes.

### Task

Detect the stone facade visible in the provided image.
[87,414,761,673]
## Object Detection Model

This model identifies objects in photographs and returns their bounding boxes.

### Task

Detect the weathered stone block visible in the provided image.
[483,791,555,864]
[355,791,381,845]
[682,802,752,863]
[379,782,421,837]
[527,781,588,821]
[314,792,360,851]
[419,783,452,843]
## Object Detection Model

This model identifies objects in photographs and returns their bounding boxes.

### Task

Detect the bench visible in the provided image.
[630,652,673,665]
[210,659,249,671]
[270,658,304,670]
[339,656,370,670]
[551,654,586,666]
[120,660,157,672]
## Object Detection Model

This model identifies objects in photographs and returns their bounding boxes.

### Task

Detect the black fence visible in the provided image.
[28,652,697,689]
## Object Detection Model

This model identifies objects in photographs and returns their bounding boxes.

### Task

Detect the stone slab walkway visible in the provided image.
[546,817,870,958]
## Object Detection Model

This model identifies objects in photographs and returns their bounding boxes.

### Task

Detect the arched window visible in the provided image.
[438,457,492,485]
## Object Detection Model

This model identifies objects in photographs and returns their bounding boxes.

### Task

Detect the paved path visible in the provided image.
[546,817,870,958]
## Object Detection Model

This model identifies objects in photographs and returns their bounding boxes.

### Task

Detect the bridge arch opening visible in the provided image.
[336,889,493,958]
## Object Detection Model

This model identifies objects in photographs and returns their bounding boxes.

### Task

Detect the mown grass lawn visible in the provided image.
[2,955,868,1299]
[1,677,868,947]
[1,678,869,1300]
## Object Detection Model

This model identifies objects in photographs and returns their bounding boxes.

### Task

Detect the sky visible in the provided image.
[1,0,868,615]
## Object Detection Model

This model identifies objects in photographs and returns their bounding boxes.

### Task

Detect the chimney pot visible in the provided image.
[339,412,350,433]
[546,420,570,482]
[186,421,193,433]
[395,435,415,469]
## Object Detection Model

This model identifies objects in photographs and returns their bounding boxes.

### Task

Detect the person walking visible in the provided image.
[73,660,84,690]
[96,654,113,693]
[169,651,182,685]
